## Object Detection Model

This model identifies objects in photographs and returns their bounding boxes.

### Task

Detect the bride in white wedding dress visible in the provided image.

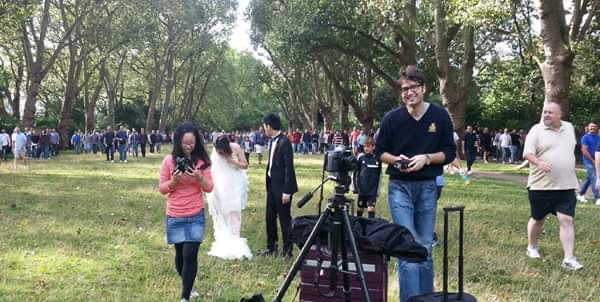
[207,135,253,260]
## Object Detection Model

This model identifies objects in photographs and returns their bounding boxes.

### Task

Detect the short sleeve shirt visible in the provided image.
[523,121,578,190]
[14,133,27,151]
[581,133,600,165]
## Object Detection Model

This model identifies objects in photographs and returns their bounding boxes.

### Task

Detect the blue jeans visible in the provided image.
[118,144,127,161]
[303,142,311,154]
[580,162,599,199]
[42,145,50,159]
[502,147,510,162]
[510,145,519,162]
[388,179,437,302]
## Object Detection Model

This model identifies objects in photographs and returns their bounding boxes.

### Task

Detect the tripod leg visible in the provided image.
[340,209,371,302]
[272,209,332,302]
[338,211,352,302]
[329,210,341,292]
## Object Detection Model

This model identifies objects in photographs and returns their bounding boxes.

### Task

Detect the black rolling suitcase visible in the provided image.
[407,206,477,302]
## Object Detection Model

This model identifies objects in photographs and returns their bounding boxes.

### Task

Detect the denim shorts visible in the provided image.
[166,209,205,244]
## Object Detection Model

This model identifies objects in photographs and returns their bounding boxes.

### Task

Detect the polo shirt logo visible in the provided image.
[428,123,437,133]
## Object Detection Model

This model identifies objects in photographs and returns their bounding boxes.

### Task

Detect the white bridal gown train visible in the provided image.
[207,149,253,260]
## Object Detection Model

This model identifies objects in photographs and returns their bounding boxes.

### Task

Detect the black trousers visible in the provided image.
[466,147,477,171]
[140,144,146,157]
[266,179,292,253]
[105,145,114,161]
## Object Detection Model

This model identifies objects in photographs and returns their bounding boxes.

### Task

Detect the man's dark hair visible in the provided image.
[398,65,426,86]
[263,113,281,130]
[172,122,211,169]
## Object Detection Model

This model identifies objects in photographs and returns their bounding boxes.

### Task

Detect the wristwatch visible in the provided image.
[425,154,432,165]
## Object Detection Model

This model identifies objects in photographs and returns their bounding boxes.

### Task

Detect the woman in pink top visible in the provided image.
[159,122,213,302]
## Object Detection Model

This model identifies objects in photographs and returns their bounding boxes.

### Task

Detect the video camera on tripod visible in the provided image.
[296,146,357,209]
[273,147,372,302]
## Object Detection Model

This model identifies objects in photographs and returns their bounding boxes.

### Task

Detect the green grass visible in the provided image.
[1,149,599,301]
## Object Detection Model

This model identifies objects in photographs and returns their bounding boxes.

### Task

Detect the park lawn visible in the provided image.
[1,149,599,302]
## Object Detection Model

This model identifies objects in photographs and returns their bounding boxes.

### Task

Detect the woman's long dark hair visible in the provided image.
[172,122,211,169]
[214,135,233,156]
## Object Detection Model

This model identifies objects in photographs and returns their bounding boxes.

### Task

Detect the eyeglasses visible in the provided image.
[401,84,422,94]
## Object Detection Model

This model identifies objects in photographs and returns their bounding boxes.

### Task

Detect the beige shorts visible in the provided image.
[15,148,26,159]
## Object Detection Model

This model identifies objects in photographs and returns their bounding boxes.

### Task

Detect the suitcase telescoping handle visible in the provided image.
[443,205,465,302]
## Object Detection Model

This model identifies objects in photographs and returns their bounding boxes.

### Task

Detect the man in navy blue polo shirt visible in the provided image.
[375,65,456,302]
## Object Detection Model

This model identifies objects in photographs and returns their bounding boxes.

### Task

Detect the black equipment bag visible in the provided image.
[407,206,477,302]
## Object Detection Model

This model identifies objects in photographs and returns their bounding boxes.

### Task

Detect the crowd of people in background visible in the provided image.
[0,126,174,168]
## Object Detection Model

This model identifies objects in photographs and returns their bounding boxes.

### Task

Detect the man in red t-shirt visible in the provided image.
[292,129,302,153]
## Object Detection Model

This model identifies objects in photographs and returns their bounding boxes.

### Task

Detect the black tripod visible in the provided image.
[273,183,371,302]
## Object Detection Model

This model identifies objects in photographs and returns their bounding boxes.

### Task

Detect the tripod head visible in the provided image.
[296,175,352,209]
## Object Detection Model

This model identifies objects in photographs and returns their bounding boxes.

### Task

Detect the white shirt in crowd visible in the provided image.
[500,133,512,148]
[0,132,9,147]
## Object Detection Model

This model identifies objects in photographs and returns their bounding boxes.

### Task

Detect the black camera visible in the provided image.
[175,157,194,173]
[323,147,358,189]
[393,159,411,170]
[325,147,358,174]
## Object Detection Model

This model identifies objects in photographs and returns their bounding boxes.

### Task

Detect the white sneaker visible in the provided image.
[190,288,199,299]
[595,199,600,206]
[467,170,473,176]
[561,257,583,270]
[180,299,189,302]
[526,247,541,259]
[577,195,588,203]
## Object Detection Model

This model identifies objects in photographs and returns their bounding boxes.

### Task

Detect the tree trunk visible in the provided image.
[159,50,176,134]
[434,0,476,134]
[10,60,24,120]
[57,57,83,147]
[339,96,349,131]
[145,53,166,131]
[85,75,103,132]
[21,64,43,128]
[538,0,575,116]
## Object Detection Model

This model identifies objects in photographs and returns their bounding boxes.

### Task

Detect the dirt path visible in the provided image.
[471,171,528,184]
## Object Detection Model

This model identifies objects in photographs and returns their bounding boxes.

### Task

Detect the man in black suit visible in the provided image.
[260,113,298,257]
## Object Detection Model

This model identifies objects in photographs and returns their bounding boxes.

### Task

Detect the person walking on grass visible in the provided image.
[500,128,512,164]
[463,125,478,175]
[577,122,599,204]
[12,127,28,170]
[116,126,128,163]
[480,127,492,163]
[253,127,266,165]
[0,128,10,162]
[159,122,213,302]
[71,130,82,155]
[104,126,115,163]
[523,101,583,270]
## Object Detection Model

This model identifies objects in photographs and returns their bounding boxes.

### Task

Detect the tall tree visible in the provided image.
[19,0,93,128]
[537,0,598,114]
